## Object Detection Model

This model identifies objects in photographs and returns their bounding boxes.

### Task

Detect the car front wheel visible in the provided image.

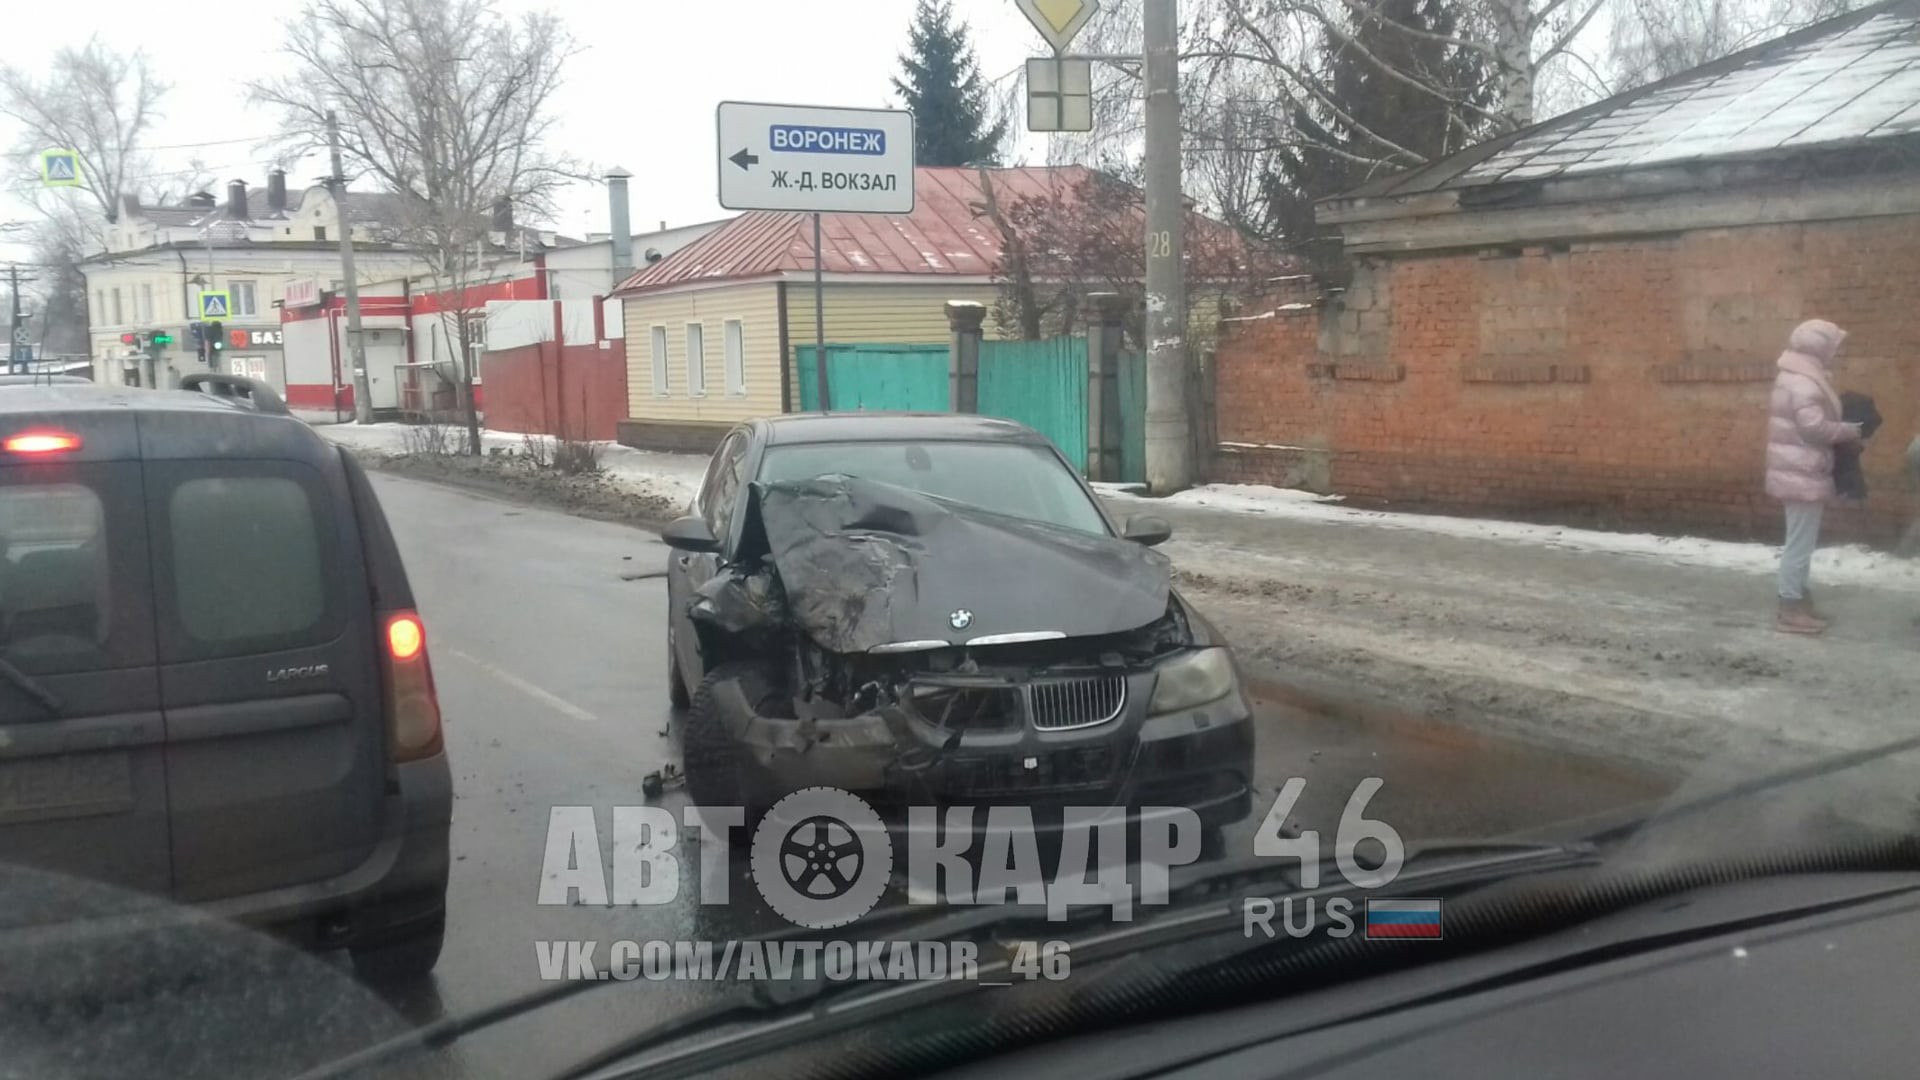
[683,663,778,821]
[667,629,691,709]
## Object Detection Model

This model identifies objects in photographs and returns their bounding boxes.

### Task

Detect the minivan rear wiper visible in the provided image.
[0,654,61,716]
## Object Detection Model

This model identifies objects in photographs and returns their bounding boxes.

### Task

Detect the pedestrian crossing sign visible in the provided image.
[198,291,231,319]
[41,149,81,187]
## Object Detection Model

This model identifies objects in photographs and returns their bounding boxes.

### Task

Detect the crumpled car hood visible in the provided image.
[742,474,1172,654]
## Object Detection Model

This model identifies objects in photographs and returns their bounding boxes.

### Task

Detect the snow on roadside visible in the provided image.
[313,422,707,507]
[1105,482,1920,592]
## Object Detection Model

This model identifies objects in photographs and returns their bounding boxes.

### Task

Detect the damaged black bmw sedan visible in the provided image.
[662,413,1253,835]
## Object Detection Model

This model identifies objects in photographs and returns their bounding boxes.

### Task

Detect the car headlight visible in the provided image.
[1148,647,1237,714]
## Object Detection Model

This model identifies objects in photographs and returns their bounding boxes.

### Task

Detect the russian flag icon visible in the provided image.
[1366,897,1444,939]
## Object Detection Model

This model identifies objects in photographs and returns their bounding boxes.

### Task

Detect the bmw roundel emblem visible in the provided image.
[949,609,974,630]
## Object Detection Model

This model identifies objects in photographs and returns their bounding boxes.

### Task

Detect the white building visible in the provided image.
[78,171,422,388]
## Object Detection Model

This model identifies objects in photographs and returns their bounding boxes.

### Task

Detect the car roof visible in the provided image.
[0,383,272,417]
[0,384,325,465]
[759,412,1050,446]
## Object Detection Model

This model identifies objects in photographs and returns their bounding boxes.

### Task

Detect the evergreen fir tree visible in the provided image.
[892,0,1008,166]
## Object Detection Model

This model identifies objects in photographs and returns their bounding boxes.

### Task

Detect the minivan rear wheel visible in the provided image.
[350,911,446,984]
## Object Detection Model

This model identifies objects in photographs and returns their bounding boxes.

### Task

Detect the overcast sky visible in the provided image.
[0,0,1062,262]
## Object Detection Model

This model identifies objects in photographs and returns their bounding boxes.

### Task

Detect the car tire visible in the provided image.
[349,910,446,985]
[684,662,775,818]
[667,631,691,710]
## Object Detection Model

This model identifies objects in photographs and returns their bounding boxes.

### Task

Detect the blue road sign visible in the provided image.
[768,125,887,156]
[198,291,231,320]
[42,149,81,187]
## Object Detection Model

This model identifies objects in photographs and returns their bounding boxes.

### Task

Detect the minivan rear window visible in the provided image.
[0,483,110,657]
[170,477,326,645]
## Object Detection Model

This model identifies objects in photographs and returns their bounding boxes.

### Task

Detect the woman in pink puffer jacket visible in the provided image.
[1764,319,1863,635]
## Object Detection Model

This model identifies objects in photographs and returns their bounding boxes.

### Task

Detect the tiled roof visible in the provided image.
[615,166,1108,294]
[339,190,417,224]
[138,206,211,226]
[1344,0,1920,199]
[135,188,291,227]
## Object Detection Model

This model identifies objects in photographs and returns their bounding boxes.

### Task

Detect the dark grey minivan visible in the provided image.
[0,375,450,981]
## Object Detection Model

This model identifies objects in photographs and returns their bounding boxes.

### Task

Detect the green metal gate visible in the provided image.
[791,337,1146,484]
[1113,349,1147,485]
[793,344,948,412]
[979,336,1088,471]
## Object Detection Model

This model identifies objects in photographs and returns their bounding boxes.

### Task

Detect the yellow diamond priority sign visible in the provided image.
[1016,0,1099,54]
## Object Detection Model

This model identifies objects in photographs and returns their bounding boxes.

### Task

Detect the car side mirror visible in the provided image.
[1123,515,1172,547]
[661,516,721,553]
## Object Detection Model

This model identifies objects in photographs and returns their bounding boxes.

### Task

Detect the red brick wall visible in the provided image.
[480,341,628,442]
[1212,217,1920,542]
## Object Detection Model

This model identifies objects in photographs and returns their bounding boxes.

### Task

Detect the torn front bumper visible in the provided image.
[706,667,1255,829]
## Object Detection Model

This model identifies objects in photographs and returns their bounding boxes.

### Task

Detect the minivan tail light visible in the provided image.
[4,431,83,455]
[388,613,425,660]
[381,610,443,762]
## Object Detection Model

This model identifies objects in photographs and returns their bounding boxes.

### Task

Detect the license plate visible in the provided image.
[0,753,133,825]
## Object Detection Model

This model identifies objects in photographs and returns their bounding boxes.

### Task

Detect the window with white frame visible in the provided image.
[650,325,669,397]
[111,288,123,326]
[686,322,706,397]
[230,280,258,317]
[139,284,154,322]
[723,320,746,397]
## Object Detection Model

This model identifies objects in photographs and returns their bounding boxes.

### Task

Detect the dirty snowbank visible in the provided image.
[1146,492,1920,776]
[315,422,707,508]
[1109,482,1920,594]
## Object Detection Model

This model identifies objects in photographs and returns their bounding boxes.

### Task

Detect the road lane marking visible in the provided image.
[444,647,600,724]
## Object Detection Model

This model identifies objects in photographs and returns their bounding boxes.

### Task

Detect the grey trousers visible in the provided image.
[1779,502,1825,601]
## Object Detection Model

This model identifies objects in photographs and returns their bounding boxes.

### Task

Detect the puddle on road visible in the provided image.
[1240,676,1679,845]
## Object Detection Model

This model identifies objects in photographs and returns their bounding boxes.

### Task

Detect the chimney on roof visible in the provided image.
[189,191,216,208]
[267,169,288,212]
[226,180,248,220]
[605,167,634,279]
[491,196,514,235]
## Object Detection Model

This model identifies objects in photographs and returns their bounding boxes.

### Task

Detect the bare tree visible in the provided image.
[980,168,1283,348]
[1608,0,1870,90]
[250,0,581,453]
[1067,0,1606,188]
[0,38,166,227]
[1,39,168,356]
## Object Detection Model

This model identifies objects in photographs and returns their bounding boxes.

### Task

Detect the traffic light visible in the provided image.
[206,322,225,356]
[121,332,139,345]
[150,331,173,346]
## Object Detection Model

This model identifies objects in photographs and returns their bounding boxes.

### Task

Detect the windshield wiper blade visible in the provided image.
[299,841,1586,1080]
[554,843,1596,1080]
[0,655,61,716]
[1583,729,1920,847]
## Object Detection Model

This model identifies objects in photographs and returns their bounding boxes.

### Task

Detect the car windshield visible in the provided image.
[757,439,1112,536]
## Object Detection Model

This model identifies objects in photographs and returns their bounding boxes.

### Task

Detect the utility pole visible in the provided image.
[327,111,375,424]
[1142,0,1191,493]
[6,264,23,374]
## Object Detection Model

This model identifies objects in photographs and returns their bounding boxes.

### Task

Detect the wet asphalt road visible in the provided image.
[325,473,1677,1078]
